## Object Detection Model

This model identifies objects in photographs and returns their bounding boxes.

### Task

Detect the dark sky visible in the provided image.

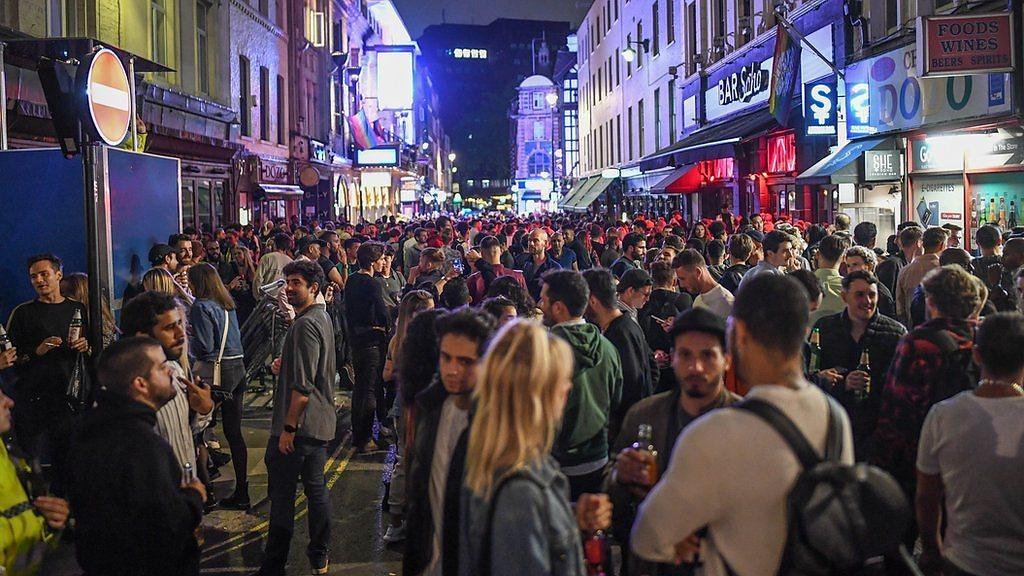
[393,0,588,39]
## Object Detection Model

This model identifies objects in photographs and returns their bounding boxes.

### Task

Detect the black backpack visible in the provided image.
[729,397,910,576]
[913,326,979,404]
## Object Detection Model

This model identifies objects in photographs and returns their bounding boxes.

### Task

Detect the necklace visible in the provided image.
[977,379,1024,396]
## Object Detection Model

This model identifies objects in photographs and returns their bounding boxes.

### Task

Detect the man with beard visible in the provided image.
[259,260,337,576]
[517,228,562,302]
[606,308,739,576]
[632,275,854,574]
[58,336,206,576]
[120,292,214,475]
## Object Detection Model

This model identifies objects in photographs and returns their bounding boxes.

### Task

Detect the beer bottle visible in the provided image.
[584,530,610,576]
[0,325,12,352]
[631,423,659,484]
[809,327,822,372]
[855,349,871,401]
[68,309,83,343]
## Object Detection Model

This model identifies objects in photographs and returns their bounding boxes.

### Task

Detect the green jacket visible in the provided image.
[551,322,623,468]
[1,442,51,575]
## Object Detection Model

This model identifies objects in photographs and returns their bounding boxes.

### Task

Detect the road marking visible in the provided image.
[200,442,353,563]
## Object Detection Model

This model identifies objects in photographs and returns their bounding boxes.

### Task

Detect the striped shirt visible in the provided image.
[154,361,204,473]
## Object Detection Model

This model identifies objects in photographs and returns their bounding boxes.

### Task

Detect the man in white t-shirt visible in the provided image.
[631,274,853,576]
[403,309,495,576]
[672,249,734,318]
[916,312,1024,576]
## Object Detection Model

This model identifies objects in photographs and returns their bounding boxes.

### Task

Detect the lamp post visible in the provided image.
[547,90,559,212]
[621,39,650,64]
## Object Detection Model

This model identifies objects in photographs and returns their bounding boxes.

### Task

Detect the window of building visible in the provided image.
[886,0,899,31]
[668,78,677,143]
[151,0,167,64]
[607,56,613,93]
[636,20,644,67]
[614,0,619,20]
[259,67,270,140]
[616,115,622,165]
[596,15,601,41]
[627,105,634,160]
[738,0,751,44]
[638,98,645,157]
[533,120,545,140]
[61,0,88,36]
[597,69,603,101]
[652,1,660,56]
[686,2,697,75]
[277,74,286,144]
[196,2,210,93]
[528,152,551,177]
[615,50,621,85]
[934,0,953,10]
[715,0,726,38]
[239,56,251,137]
[666,0,675,44]
[654,87,661,149]
[533,92,545,109]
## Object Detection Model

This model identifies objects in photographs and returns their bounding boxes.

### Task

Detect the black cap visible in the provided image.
[297,236,327,254]
[616,268,653,293]
[744,229,765,244]
[148,243,180,265]
[668,307,727,347]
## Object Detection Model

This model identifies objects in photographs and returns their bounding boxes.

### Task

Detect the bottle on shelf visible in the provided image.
[989,198,997,226]
[970,197,978,230]
[854,349,871,401]
[999,197,1007,228]
[631,424,659,485]
[979,197,988,225]
[1010,200,1018,229]
[68,309,83,344]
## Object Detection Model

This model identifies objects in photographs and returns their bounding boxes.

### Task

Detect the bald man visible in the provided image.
[516,228,563,301]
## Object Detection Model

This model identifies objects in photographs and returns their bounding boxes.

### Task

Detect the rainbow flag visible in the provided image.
[348,110,380,149]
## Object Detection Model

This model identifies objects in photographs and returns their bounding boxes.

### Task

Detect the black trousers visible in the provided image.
[351,344,384,447]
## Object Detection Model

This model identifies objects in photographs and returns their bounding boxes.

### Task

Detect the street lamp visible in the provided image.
[452,166,458,173]
[621,39,650,63]
[420,141,429,152]
[448,152,456,163]
[545,92,559,107]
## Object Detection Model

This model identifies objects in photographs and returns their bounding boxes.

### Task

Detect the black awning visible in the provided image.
[640,106,779,171]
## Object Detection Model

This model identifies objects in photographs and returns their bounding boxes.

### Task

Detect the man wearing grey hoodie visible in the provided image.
[539,270,623,501]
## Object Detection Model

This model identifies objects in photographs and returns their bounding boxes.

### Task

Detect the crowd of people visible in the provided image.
[1,209,1023,576]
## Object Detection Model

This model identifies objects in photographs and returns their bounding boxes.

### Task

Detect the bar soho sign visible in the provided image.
[917,13,1014,77]
[864,150,901,181]
[718,61,770,106]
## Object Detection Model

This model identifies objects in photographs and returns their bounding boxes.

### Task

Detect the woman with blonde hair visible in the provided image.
[459,320,609,576]
[60,272,119,347]
[143,267,194,306]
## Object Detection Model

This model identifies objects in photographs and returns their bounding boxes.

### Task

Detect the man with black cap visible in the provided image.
[149,243,181,276]
[606,308,739,576]
[583,269,654,440]
[295,235,327,264]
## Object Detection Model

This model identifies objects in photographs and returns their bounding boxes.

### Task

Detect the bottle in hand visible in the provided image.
[631,423,659,485]
[68,309,83,343]
[0,325,13,352]
[855,349,871,401]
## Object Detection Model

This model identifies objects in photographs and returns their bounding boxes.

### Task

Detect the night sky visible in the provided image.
[393,0,587,38]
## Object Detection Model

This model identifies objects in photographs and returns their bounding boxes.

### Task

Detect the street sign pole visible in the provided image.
[1,41,8,150]
[82,143,104,354]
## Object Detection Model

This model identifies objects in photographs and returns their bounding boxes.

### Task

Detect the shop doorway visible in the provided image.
[181,178,227,233]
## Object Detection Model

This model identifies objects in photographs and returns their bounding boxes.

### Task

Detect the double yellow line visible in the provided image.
[200,441,355,563]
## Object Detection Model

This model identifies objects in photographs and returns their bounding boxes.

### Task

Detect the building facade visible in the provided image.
[1,0,451,229]
[511,75,561,213]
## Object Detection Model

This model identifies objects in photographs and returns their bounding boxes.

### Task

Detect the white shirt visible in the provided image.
[424,396,470,576]
[631,383,854,576]
[694,284,735,318]
[154,361,212,474]
[917,392,1024,576]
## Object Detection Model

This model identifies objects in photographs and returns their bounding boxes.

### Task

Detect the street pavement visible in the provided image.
[41,386,403,576]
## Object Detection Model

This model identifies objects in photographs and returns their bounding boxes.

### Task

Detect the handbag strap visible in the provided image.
[734,396,841,469]
[216,309,230,364]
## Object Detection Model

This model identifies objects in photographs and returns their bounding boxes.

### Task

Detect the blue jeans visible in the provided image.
[260,437,331,574]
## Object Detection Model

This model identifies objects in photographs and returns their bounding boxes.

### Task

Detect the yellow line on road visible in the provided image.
[200,441,353,562]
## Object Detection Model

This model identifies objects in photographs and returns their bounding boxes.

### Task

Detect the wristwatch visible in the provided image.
[283,424,298,434]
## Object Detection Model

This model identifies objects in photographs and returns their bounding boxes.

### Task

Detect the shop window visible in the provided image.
[181,180,195,228]
[767,133,796,174]
[197,180,213,233]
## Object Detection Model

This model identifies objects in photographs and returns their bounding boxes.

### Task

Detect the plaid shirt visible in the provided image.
[871,317,975,491]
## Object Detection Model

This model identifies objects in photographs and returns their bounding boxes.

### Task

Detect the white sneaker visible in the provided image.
[383,522,407,543]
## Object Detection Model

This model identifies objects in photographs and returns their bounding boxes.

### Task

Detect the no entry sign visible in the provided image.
[917,13,1014,77]
[83,48,132,145]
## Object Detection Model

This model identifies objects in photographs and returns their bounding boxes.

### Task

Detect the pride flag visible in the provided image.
[348,110,380,149]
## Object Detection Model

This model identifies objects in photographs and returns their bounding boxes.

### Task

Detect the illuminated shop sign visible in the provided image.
[804,80,837,136]
[452,48,488,59]
[843,44,1012,138]
[767,133,796,173]
[917,13,1014,77]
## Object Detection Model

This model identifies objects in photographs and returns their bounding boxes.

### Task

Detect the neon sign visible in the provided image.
[767,133,796,173]
[698,158,735,181]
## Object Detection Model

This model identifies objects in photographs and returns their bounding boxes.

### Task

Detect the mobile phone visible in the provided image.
[451,258,464,274]
[651,315,669,324]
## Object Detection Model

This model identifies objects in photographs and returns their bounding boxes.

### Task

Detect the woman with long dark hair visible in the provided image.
[187,263,249,509]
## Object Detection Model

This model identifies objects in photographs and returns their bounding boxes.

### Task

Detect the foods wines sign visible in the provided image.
[917,13,1014,77]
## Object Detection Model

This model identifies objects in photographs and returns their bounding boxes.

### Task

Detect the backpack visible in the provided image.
[913,326,979,404]
[728,397,910,576]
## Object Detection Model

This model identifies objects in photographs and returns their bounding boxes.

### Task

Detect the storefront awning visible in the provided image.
[558,176,596,209]
[257,184,304,198]
[796,137,891,185]
[567,177,615,212]
[650,164,699,195]
[639,106,778,172]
